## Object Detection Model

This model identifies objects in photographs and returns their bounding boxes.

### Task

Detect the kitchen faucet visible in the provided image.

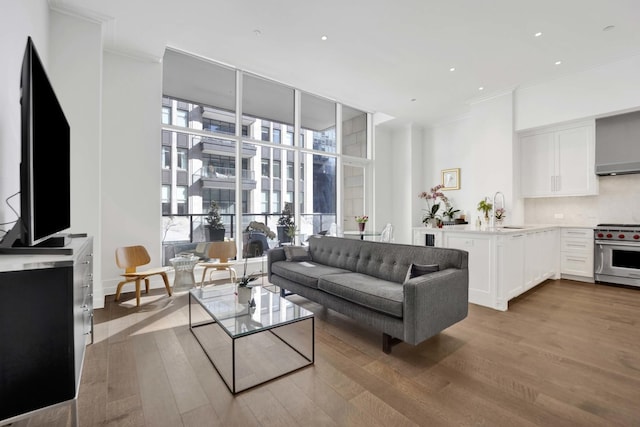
[491,191,505,227]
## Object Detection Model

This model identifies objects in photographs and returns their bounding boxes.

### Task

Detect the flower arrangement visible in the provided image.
[355,215,369,224]
[236,256,260,288]
[418,185,449,224]
[495,208,506,220]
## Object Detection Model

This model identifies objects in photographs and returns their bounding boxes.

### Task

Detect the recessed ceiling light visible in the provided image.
[449,67,456,72]
[478,86,484,91]
[603,25,616,32]
[555,60,562,65]
[321,35,328,41]
[534,32,543,37]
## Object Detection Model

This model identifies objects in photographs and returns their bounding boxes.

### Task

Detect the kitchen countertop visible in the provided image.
[414,224,596,235]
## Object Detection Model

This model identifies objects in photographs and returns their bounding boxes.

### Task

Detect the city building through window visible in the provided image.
[160,49,369,254]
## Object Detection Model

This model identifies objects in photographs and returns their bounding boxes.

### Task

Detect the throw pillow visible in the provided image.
[404,263,439,282]
[284,245,311,262]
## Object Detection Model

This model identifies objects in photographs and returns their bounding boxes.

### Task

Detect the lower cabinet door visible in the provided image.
[446,234,493,308]
[501,234,525,300]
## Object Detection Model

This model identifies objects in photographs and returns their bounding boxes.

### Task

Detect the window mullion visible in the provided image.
[235,69,243,259]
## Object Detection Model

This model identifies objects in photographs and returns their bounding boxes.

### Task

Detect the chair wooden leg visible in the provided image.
[135,279,141,307]
[200,267,209,288]
[161,272,172,296]
[145,278,150,294]
[115,280,126,301]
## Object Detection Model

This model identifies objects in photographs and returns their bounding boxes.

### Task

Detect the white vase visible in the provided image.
[237,286,252,304]
[424,218,438,228]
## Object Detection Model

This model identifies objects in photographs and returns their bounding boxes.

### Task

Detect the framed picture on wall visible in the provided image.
[441,168,460,190]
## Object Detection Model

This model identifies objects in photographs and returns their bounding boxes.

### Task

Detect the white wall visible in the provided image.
[372,126,393,232]
[515,54,640,131]
[423,92,521,226]
[100,51,163,297]
[0,0,49,226]
[374,122,424,244]
[50,10,103,307]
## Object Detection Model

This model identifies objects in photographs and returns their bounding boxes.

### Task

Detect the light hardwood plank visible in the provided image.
[12,280,640,426]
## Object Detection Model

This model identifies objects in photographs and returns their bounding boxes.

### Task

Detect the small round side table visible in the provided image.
[169,255,200,292]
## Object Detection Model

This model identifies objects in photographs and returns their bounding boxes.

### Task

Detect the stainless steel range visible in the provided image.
[594,224,640,287]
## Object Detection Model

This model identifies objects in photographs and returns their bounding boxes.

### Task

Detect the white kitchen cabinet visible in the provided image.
[522,229,557,290]
[520,121,598,197]
[414,226,560,311]
[444,234,493,309]
[498,233,525,303]
[560,228,594,281]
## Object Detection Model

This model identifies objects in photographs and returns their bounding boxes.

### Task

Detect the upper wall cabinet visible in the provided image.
[519,120,598,197]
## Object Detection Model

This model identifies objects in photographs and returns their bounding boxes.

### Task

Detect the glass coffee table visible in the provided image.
[189,284,314,394]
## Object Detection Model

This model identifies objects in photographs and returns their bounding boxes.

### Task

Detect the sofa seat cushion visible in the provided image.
[271,261,352,289]
[318,273,404,318]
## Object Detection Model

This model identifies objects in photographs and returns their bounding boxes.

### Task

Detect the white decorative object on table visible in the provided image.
[170,255,200,292]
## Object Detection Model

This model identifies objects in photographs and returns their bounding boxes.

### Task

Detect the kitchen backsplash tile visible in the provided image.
[524,174,640,225]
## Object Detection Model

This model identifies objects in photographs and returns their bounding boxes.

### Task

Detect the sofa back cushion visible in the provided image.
[308,236,468,284]
[357,241,468,283]
[308,236,362,271]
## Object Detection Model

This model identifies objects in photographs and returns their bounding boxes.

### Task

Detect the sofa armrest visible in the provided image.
[267,247,286,281]
[402,267,469,345]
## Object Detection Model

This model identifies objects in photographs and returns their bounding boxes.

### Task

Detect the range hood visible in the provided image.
[595,110,640,175]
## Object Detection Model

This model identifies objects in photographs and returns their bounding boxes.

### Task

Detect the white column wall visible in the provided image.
[0,0,49,225]
[372,126,393,237]
[374,123,423,244]
[50,10,103,307]
[422,92,521,226]
[101,51,163,297]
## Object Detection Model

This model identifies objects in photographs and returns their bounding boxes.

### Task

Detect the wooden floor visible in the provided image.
[10,279,640,426]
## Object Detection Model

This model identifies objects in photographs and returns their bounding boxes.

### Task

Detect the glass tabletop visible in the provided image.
[190,284,313,338]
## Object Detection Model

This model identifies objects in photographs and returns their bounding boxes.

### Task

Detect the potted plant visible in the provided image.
[419,185,448,228]
[242,221,276,257]
[495,208,506,225]
[442,206,460,223]
[477,199,493,222]
[355,215,368,232]
[235,256,260,307]
[277,203,295,244]
[205,201,225,241]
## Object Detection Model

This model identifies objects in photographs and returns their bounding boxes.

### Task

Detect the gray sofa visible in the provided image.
[267,236,469,353]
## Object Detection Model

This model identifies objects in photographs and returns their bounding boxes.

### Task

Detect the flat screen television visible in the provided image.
[0,37,71,251]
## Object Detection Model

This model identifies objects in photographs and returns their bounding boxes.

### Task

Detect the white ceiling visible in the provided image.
[51,0,640,127]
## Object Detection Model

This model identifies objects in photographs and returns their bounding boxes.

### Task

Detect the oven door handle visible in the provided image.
[595,240,640,247]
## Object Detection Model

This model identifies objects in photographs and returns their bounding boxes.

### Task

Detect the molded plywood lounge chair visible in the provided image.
[115,245,172,306]
[199,241,238,287]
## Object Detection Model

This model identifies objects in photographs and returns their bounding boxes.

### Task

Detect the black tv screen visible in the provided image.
[20,37,71,246]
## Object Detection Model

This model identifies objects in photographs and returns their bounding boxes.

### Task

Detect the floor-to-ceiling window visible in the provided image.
[160,48,370,258]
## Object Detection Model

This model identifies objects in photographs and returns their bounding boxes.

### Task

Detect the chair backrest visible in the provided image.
[206,241,237,263]
[379,223,394,242]
[116,245,151,273]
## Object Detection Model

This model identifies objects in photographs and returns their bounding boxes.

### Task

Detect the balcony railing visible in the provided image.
[162,212,336,244]
[161,212,336,265]
[193,167,255,181]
